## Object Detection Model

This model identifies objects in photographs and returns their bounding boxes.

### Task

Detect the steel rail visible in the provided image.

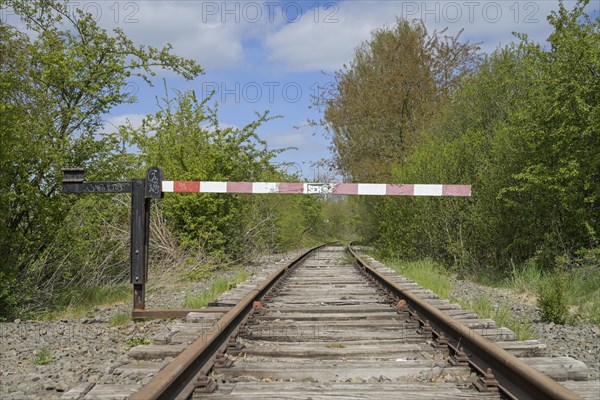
[130,245,326,400]
[347,246,582,400]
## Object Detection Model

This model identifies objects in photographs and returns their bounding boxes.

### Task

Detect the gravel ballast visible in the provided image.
[0,250,304,399]
[450,278,600,380]
[1,249,598,398]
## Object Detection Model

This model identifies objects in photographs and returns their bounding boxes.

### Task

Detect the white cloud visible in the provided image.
[7,1,596,75]
[265,1,399,72]
[92,1,273,70]
[263,1,588,72]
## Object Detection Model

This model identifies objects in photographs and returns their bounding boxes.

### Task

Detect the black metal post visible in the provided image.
[144,195,151,282]
[132,166,163,311]
[131,178,147,310]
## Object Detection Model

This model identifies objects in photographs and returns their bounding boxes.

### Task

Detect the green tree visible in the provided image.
[0,0,202,318]
[372,0,599,274]
[122,90,289,258]
[498,0,600,263]
[320,19,480,182]
[376,46,532,267]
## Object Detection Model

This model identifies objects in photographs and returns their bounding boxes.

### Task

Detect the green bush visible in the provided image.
[32,347,53,366]
[353,2,600,281]
[537,271,569,324]
[0,0,201,321]
[123,90,323,259]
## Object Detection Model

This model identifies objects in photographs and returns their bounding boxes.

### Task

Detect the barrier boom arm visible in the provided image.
[62,166,471,319]
[162,181,471,197]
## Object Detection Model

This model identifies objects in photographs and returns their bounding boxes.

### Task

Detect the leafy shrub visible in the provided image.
[537,271,569,324]
[124,337,151,349]
[32,347,53,365]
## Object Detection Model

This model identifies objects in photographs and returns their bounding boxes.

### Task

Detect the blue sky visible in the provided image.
[6,1,599,180]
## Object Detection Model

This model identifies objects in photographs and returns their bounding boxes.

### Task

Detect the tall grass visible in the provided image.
[183,271,251,308]
[385,258,453,298]
[453,297,535,340]
[39,284,131,320]
[492,262,600,325]
[377,251,600,325]
[384,257,536,338]
[564,270,600,324]
[507,261,544,293]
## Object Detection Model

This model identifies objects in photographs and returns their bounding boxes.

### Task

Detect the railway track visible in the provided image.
[205,246,484,399]
[63,245,598,399]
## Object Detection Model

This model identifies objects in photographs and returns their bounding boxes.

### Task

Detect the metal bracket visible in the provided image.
[62,167,163,315]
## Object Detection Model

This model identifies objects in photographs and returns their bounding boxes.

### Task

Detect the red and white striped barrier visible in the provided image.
[162,181,471,197]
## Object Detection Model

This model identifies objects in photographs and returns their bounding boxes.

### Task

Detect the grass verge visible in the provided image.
[38,284,131,320]
[452,297,535,340]
[384,258,453,299]
[506,262,600,324]
[381,257,536,339]
[183,270,251,308]
[375,251,600,326]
